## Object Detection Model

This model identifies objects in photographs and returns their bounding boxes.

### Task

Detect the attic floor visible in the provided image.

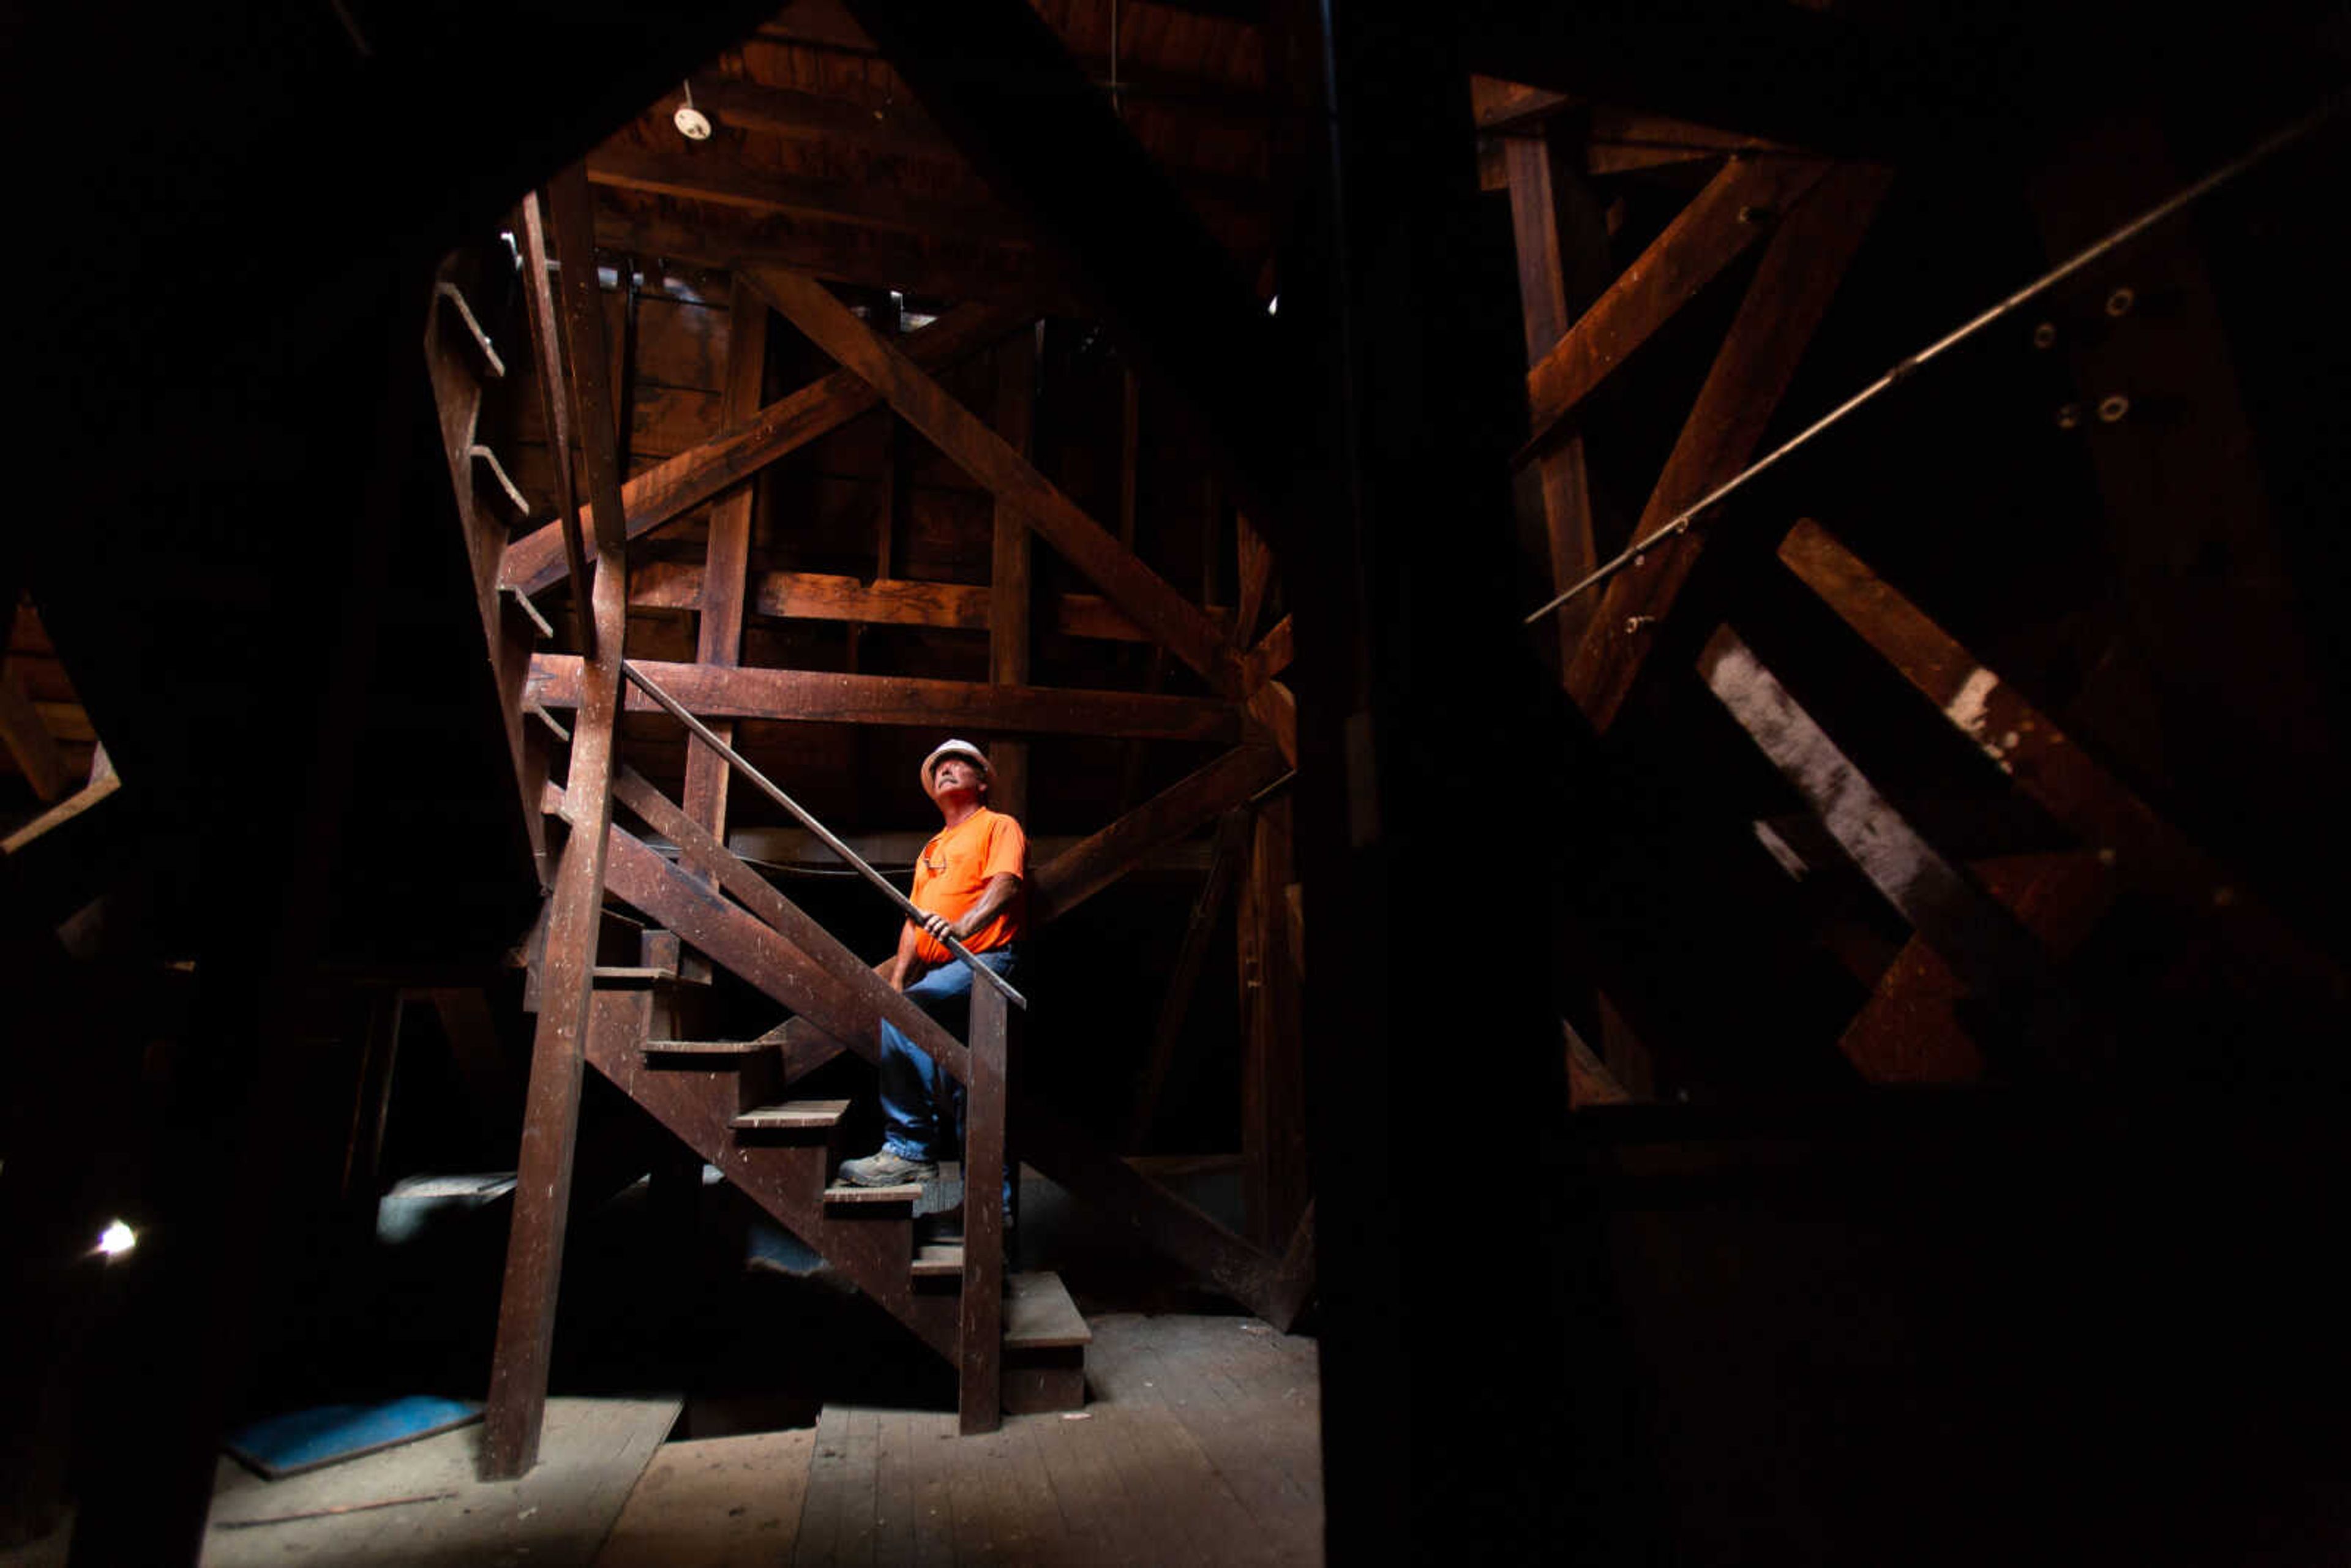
[598,1312,1323,1567]
[1,1161,1322,1567]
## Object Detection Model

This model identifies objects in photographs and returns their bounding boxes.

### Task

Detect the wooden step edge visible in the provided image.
[1004,1271,1092,1349]
[822,1182,923,1206]
[644,1038,772,1056]
[589,964,713,988]
[911,1243,964,1278]
[730,1099,851,1131]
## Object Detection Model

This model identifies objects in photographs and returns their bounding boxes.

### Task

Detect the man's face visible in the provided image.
[931,755,984,803]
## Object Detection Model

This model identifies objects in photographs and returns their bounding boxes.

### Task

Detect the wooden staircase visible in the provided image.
[426,241,1084,1432]
[577,936,1091,1416]
[425,195,1323,1469]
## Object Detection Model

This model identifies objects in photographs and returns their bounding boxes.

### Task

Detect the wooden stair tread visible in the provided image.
[645,1037,771,1055]
[591,964,711,986]
[1004,1271,1092,1349]
[911,1243,964,1277]
[823,1182,923,1204]
[730,1100,850,1131]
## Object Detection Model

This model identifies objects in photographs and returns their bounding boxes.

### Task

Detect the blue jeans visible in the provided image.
[878,948,1019,1186]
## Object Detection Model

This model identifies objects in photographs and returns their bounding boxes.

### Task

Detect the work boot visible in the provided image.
[839,1148,938,1187]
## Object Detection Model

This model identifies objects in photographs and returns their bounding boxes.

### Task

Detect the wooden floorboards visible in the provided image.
[585,1312,1323,1567]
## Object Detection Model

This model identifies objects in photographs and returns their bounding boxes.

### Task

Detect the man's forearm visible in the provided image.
[888,920,923,988]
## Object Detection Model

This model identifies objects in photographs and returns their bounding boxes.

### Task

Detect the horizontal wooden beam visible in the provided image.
[501,302,1023,596]
[629,560,1228,643]
[1032,743,1289,923]
[585,146,1026,244]
[529,655,1243,743]
[1521,153,1831,461]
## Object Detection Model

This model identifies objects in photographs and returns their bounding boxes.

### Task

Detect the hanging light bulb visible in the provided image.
[673,81,713,141]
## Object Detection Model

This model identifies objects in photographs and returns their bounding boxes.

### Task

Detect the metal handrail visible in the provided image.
[620,659,1028,1010]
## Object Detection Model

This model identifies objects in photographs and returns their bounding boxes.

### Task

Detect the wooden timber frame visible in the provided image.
[474,58,1322,1449]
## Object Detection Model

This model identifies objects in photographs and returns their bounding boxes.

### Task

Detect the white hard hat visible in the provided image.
[919,738,992,792]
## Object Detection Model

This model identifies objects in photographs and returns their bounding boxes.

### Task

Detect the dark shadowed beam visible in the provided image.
[678,74,1274,212]
[1030,745,1290,923]
[585,145,1028,244]
[1273,4,1591,1559]
[503,303,1022,596]
[1564,162,1890,733]
[592,197,1064,313]
[1237,794,1306,1246]
[1452,1,2262,162]
[838,0,1299,554]
[989,328,1038,819]
[744,266,1239,691]
[530,655,1242,743]
[1125,806,1253,1150]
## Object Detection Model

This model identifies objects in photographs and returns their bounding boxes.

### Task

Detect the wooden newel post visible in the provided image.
[958,978,1010,1434]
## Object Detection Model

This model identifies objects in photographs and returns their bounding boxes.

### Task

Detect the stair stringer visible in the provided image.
[582,989,958,1361]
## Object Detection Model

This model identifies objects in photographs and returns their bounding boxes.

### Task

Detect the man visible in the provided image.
[839,738,1027,1188]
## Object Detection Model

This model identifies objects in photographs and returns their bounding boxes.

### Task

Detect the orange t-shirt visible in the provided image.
[910,808,1027,964]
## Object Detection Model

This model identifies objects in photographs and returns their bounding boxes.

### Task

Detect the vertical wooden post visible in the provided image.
[515,192,593,656]
[1503,127,1612,670]
[1275,7,1586,1558]
[482,161,631,1480]
[958,978,1008,1435]
[1239,795,1307,1246]
[1125,805,1252,1150]
[680,277,770,883]
[988,328,1037,819]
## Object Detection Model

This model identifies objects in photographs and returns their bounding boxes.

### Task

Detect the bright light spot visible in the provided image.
[97,1220,137,1258]
[1266,293,1280,316]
